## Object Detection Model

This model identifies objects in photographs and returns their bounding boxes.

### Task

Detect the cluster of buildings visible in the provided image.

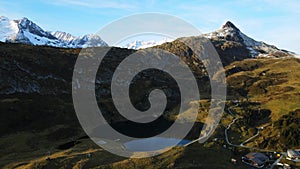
[241,149,300,168]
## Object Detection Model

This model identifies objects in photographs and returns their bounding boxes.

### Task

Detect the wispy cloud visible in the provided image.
[48,0,138,10]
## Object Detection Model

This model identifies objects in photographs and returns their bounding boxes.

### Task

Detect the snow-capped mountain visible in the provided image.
[124,38,173,49]
[0,16,295,56]
[0,16,107,48]
[50,32,108,48]
[50,31,76,42]
[0,16,62,46]
[123,21,293,58]
[204,21,294,58]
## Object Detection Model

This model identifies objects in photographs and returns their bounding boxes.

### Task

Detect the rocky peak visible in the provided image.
[221,21,240,31]
[15,17,56,39]
[18,17,32,28]
[202,21,293,61]
[51,31,76,42]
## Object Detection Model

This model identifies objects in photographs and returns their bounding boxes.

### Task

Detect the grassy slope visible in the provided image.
[226,57,300,121]
[226,58,300,151]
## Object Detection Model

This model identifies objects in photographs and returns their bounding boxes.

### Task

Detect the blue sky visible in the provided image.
[0,0,299,53]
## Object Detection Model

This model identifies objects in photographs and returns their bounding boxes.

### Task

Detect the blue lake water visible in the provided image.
[124,137,190,152]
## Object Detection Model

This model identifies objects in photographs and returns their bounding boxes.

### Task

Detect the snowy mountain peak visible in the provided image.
[17,17,35,29]
[50,32,108,48]
[0,16,107,48]
[221,21,240,31]
[18,17,56,40]
[205,21,249,44]
[19,17,29,22]
[50,31,76,42]
[204,21,293,58]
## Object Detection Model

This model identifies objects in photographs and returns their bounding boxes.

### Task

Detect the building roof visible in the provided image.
[287,149,300,158]
[245,152,269,165]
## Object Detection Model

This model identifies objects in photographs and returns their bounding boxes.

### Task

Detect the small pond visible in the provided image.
[124,137,190,152]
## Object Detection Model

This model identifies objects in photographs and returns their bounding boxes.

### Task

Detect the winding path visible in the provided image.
[224,117,239,146]
[240,128,261,146]
[224,105,274,152]
[183,102,285,168]
[225,103,287,168]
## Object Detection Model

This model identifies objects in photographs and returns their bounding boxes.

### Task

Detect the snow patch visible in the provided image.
[23,31,61,46]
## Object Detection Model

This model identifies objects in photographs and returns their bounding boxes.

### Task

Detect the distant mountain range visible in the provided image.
[0,16,296,59]
[123,38,173,49]
[0,16,107,48]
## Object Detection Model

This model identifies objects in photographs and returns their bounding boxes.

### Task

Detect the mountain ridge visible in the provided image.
[204,21,294,58]
[0,16,296,59]
[0,16,108,48]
